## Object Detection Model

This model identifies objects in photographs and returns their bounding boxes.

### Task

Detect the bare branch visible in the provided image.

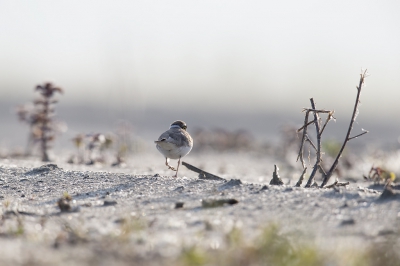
[318,164,327,176]
[296,110,311,169]
[182,161,225,181]
[305,135,317,152]
[295,167,307,187]
[319,111,335,135]
[305,98,323,188]
[348,131,368,141]
[297,120,314,133]
[321,70,368,187]
[325,181,350,189]
[302,108,332,114]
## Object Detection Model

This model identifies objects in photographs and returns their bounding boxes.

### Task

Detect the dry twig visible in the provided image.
[305,99,325,187]
[320,70,369,187]
[296,110,311,169]
[295,167,307,187]
[182,161,225,181]
[325,180,350,189]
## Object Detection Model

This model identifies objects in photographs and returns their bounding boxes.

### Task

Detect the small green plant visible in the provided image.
[116,215,147,242]
[178,223,324,266]
[322,139,343,158]
[3,200,10,209]
[5,216,25,237]
[14,216,24,236]
[180,246,208,266]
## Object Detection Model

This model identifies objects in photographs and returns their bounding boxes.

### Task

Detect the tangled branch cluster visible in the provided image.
[296,70,369,188]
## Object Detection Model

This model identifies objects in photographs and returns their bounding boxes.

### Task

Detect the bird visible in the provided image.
[155,120,193,177]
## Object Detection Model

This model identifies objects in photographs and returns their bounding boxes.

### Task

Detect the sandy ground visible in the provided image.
[0,151,399,265]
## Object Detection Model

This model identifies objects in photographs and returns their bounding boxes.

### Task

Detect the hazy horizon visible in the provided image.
[1,99,399,153]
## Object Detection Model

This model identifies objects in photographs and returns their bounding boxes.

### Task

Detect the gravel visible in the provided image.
[0,153,399,265]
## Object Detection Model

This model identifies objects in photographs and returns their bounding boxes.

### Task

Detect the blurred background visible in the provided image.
[1,0,400,154]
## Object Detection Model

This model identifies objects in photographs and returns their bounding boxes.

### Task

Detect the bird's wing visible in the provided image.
[154,131,182,150]
[155,139,178,151]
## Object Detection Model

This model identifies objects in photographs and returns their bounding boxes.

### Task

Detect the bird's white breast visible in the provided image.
[156,142,192,159]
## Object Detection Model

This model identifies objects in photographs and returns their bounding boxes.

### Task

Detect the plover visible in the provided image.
[155,120,193,177]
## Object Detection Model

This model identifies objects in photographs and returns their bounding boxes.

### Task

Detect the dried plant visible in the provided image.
[297,70,369,188]
[34,82,64,161]
[86,133,108,164]
[364,166,396,184]
[68,133,115,165]
[57,192,73,212]
[17,82,64,161]
[68,121,143,166]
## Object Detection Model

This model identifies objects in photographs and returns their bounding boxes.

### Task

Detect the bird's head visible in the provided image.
[170,120,187,130]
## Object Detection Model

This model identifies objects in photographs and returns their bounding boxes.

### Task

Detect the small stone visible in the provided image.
[103,200,118,206]
[201,198,239,208]
[378,229,395,236]
[173,186,184,192]
[175,202,184,209]
[340,218,355,226]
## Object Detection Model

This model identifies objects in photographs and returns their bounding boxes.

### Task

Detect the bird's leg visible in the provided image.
[165,158,177,171]
[173,157,181,178]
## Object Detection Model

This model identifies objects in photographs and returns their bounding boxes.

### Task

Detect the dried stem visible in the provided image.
[305,98,325,188]
[348,130,368,141]
[325,181,350,189]
[319,111,335,135]
[320,70,368,187]
[305,135,317,152]
[302,108,332,114]
[296,110,311,169]
[40,98,50,162]
[34,82,63,162]
[297,120,314,133]
[295,167,307,187]
[182,161,225,181]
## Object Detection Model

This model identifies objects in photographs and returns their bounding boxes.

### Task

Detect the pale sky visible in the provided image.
[1,0,400,122]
